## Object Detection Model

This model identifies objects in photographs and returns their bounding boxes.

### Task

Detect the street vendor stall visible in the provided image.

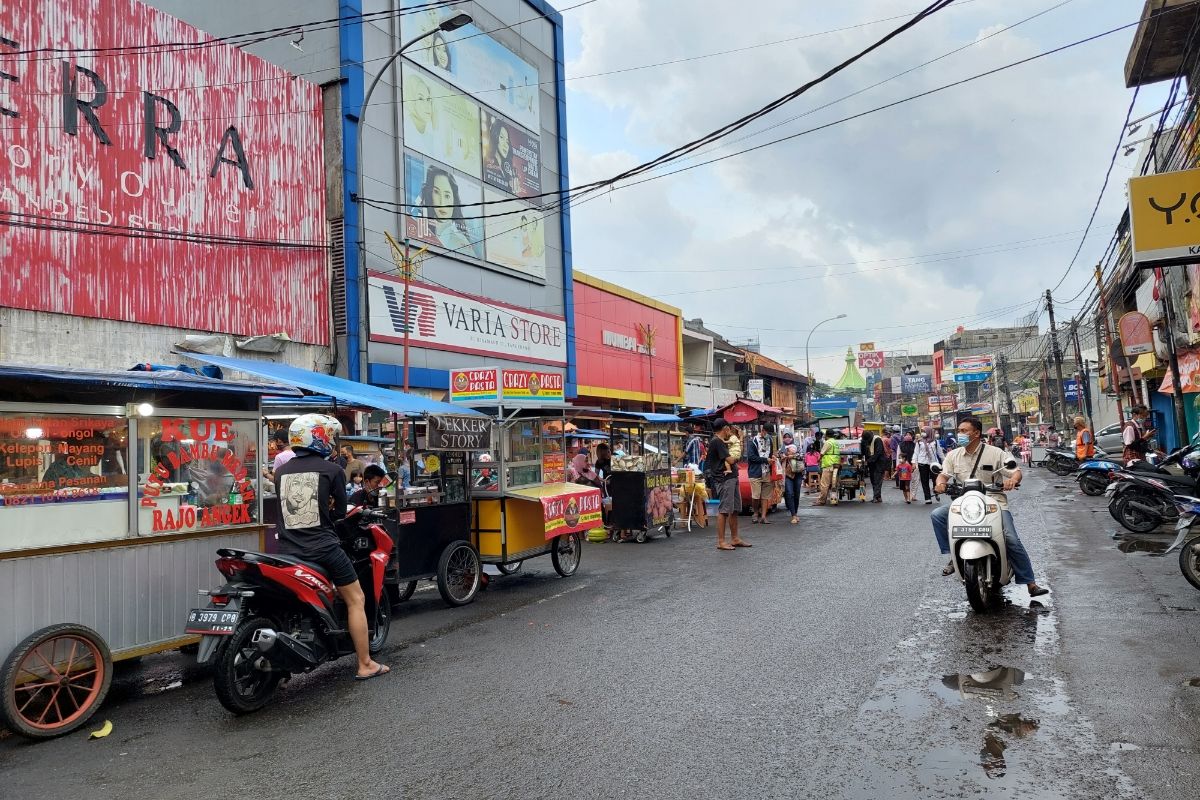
[0,362,300,740]
[693,399,785,514]
[599,411,682,543]
[448,368,595,580]
[182,355,492,610]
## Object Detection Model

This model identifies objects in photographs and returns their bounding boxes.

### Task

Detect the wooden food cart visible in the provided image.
[0,362,298,739]
[595,411,682,543]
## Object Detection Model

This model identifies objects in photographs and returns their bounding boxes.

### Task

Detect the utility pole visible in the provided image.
[1045,289,1069,430]
[1095,264,1124,426]
[998,353,1014,434]
[1070,321,1090,423]
[1041,354,1053,428]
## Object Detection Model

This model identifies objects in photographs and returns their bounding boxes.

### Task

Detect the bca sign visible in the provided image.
[1129,167,1200,265]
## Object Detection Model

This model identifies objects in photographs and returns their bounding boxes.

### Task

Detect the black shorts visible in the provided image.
[280,540,359,587]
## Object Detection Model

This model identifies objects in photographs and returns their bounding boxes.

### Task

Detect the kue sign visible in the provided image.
[1129,167,1200,265]
[0,0,329,343]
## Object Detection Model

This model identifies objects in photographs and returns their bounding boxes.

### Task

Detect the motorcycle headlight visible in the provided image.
[959,495,987,525]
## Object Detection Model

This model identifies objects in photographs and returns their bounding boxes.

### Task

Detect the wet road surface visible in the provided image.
[2,470,1199,799]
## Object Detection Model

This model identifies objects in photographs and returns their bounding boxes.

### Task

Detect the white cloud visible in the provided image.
[563,0,1169,383]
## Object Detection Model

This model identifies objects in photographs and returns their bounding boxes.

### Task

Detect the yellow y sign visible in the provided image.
[1129,167,1200,265]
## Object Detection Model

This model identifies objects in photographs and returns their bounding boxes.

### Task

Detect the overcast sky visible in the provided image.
[559,0,1170,384]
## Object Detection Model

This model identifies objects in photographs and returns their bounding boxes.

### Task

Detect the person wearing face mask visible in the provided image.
[912,429,944,504]
[932,418,1048,598]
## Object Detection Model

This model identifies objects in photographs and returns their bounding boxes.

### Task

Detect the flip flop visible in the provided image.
[355,665,391,681]
[941,562,955,577]
[717,544,736,551]
[750,518,760,524]
[733,541,753,547]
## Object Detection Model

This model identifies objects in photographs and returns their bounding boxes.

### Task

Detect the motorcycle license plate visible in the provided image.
[185,608,241,635]
[951,526,991,538]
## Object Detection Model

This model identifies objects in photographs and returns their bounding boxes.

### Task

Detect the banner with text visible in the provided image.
[953,355,995,383]
[369,275,567,366]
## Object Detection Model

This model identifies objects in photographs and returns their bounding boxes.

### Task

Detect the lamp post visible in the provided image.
[805,313,847,415]
[353,12,472,383]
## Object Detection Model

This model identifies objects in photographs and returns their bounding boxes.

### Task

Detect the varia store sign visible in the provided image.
[0,0,330,344]
[368,273,568,367]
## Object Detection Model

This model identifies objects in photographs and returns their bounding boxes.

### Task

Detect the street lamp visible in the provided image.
[353,12,472,383]
[806,314,844,398]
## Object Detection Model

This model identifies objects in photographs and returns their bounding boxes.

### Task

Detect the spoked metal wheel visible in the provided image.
[388,580,418,607]
[213,616,283,715]
[1179,539,1200,592]
[497,561,523,576]
[551,532,583,577]
[436,540,481,607]
[0,623,113,739]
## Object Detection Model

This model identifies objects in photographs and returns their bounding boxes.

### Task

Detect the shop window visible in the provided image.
[0,412,130,551]
[136,416,260,535]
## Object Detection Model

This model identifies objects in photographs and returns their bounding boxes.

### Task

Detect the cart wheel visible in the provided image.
[551,533,583,577]
[635,530,648,544]
[436,541,481,607]
[497,561,523,576]
[1,623,113,739]
[387,580,418,607]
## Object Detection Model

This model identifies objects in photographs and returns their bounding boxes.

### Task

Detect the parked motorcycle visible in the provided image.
[187,506,393,714]
[1045,448,1079,477]
[932,460,1019,613]
[1164,494,1200,592]
[1106,447,1200,533]
[1074,454,1125,496]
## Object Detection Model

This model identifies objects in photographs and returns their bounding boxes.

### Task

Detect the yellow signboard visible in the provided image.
[859,342,875,351]
[1129,167,1200,264]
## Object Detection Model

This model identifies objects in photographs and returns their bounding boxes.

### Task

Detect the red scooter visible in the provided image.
[186,507,393,714]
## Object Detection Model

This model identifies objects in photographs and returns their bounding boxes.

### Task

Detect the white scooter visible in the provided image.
[932,459,1019,613]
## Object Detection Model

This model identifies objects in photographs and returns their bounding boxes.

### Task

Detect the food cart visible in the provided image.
[180,355,493,611]
[448,368,598,580]
[599,411,682,543]
[0,362,300,739]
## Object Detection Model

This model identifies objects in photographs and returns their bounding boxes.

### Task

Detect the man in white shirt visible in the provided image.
[932,417,1048,598]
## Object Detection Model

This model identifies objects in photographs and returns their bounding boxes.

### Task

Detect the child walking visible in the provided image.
[896,454,914,504]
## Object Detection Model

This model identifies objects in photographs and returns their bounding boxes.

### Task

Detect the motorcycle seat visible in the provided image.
[228,549,332,580]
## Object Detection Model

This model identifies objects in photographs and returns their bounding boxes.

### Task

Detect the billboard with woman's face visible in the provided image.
[402,64,482,179]
[481,111,541,199]
[404,153,485,261]
[483,187,546,280]
[400,0,541,132]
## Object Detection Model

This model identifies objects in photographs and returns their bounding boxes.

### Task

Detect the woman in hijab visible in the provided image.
[861,430,887,503]
[567,451,600,488]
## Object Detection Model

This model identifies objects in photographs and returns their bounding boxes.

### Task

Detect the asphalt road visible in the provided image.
[2,469,1199,799]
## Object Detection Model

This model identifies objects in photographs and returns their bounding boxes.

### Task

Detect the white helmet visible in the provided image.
[288,413,342,458]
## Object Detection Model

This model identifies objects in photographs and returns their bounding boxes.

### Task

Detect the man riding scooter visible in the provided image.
[932,418,1049,598]
[274,414,390,681]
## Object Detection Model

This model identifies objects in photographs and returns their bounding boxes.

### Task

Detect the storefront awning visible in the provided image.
[606,411,683,424]
[179,354,485,418]
[0,362,301,397]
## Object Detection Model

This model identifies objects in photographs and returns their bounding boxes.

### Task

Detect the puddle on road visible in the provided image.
[941,667,1026,702]
[1113,536,1171,555]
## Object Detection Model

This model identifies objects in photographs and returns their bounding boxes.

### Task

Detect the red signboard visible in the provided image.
[573,278,682,402]
[0,0,329,344]
[539,486,602,539]
[857,351,886,370]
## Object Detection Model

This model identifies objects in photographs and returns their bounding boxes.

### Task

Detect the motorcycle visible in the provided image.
[1045,448,1080,476]
[1073,451,1124,496]
[1105,447,1200,533]
[186,506,393,714]
[932,460,1018,613]
[1164,494,1200,592]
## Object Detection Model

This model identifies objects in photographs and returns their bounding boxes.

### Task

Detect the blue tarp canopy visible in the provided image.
[606,411,682,424]
[179,353,485,418]
[0,363,301,397]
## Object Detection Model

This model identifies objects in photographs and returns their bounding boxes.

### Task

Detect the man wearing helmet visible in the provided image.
[274,414,389,680]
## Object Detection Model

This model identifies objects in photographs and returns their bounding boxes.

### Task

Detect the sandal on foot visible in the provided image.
[941,561,955,577]
[717,544,736,551]
[733,540,753,548]
[355,665,391,681]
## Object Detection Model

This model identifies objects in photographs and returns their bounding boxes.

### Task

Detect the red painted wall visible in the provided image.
[0,0,329,344]
[573,279,681,401]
